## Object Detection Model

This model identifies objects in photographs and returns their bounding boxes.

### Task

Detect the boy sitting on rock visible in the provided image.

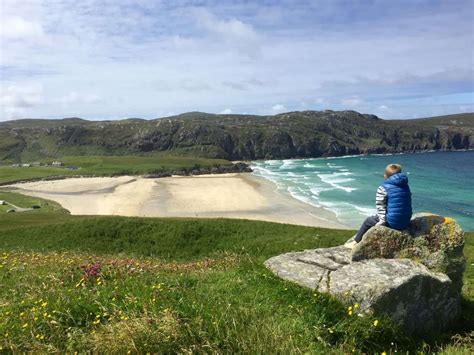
[345,163,412,248]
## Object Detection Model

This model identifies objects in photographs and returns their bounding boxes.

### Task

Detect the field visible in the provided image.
[0,155,231,185]
[0,192,473,353]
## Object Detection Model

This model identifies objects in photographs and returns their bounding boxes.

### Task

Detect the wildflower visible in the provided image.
[348,310,353,316]
[92,319,100,325]
[381,352,387,355]
[75,278,85,288]
[22,323,28,328]
[354,303,359,308]
[373,319,379,327]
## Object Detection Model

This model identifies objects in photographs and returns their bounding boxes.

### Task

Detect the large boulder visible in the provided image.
[264,214,465,335]
[352,213,465,293]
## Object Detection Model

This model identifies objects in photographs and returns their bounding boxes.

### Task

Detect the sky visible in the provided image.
[0,0,473,121]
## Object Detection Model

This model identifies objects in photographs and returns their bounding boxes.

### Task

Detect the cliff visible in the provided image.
[1,110,472,162]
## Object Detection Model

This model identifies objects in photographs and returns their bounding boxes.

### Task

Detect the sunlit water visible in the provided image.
[251,151,474,231]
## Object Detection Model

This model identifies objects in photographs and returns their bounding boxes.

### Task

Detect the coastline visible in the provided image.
[247,148,474,164]
[6,173,348,229]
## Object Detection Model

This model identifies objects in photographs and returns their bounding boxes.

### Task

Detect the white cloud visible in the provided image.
[0,83,43,120]
[378,105,389,110]
[56,92,101,104]
[341,97,362,107]
[0,16,44,40]
[196,9,257,41]
[219,108,232,114]
[270,104,286,114]
[194,8,260,57]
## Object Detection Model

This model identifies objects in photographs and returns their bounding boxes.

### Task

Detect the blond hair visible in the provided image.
[385,163,402,178]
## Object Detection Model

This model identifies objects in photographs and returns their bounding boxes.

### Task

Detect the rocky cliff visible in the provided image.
[1,111,472,162]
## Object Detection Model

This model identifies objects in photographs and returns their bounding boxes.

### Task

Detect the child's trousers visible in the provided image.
[355,215,380,242]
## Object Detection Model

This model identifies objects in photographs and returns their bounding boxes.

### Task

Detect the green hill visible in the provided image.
[0,192,473,353]
[1,111,472,162]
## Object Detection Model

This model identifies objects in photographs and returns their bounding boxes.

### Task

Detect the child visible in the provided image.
[345,163,412,248]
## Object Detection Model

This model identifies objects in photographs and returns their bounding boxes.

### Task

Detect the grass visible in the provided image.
[0,195,473,353]
[0,191,65,213]
[0,154,231,185]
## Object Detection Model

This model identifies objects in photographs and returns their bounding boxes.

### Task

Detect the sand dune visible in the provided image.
[9,174,347,229]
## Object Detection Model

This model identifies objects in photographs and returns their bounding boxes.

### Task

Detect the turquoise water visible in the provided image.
[251,151,474,231]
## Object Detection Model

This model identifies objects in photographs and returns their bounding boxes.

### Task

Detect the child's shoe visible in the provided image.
[344,235,358,249]
[344,240,358,249]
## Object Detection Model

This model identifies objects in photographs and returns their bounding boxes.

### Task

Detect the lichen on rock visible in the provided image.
[352,213,465,293]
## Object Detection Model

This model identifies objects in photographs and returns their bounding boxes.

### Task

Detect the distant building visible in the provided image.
[31,162,41,167]
[11,163,20,167]
[52,161,63,167]
[21,163,31,167]
[0,200,5,205]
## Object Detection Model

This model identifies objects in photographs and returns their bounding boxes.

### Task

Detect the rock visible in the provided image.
[264,214,465,335]
[352,213,465,293]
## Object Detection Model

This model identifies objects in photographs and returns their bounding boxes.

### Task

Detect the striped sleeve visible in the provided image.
[375,185,387,225]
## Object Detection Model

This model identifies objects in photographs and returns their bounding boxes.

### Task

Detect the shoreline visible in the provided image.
[247,148,474,164]
[5,173,348,229]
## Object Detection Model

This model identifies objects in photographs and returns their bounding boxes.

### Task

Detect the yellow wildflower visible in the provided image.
[373,319,379,327]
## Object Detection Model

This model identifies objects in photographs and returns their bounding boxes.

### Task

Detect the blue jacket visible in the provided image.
[381,173,412,230]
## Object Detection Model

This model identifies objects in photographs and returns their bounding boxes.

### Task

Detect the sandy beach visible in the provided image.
[7,173,347,229]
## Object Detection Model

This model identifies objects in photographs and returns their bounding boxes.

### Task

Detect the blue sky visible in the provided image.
[1,0,473,120]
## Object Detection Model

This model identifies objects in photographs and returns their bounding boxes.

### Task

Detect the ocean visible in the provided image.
[251,150,474,231]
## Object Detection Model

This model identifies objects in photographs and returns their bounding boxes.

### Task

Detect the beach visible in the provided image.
[7,173,346,229]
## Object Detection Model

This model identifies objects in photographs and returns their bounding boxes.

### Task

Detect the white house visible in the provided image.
[52,161,63,167]
[0,200,5,205]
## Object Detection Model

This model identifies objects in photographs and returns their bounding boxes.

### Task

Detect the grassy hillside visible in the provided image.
[1,111,472,162]
[0,193,473,353]
[0,154,231,185]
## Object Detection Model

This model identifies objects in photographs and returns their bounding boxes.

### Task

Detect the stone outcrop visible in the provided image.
[264,214,465,335]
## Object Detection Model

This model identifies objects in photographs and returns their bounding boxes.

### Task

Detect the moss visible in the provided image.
[351,216,466,290]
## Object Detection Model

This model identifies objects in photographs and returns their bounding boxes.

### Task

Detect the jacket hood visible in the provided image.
[386,172,409,187]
